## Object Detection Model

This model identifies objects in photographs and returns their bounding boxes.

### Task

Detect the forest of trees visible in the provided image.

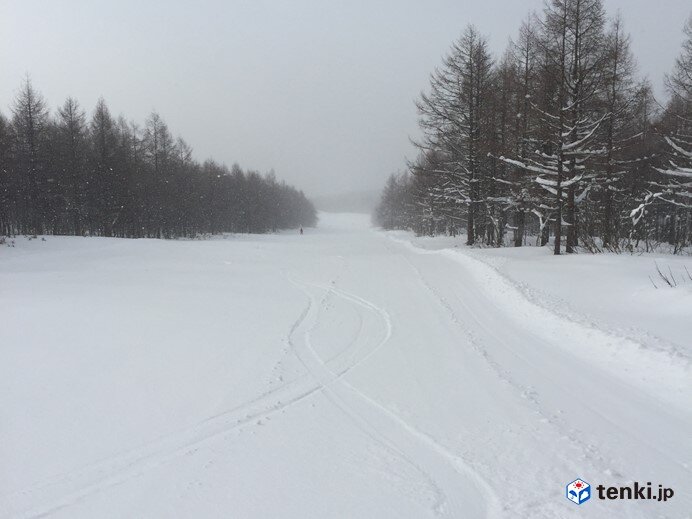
[0,80,316,239]
[375,0,692,254]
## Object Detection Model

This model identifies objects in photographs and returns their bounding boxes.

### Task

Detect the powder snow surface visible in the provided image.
[1,213,690,518]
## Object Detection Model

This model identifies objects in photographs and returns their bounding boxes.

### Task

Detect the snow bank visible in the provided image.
[387,232,692,411]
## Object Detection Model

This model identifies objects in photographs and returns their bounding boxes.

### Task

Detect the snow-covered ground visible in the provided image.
[1,213,690,518]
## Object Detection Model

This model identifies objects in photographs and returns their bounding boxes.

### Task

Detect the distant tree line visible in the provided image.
[375,1,692,254]
[0,79,316,239]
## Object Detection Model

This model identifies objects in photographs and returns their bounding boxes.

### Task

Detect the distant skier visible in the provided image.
[299,226,304,235]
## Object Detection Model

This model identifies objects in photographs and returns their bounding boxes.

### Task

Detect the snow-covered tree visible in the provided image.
[56,97,87,235]
[504,16,542,246]
[630,17,692,251]
[415,25,494,245]
[500,0,608,254]
[11,76,49,235]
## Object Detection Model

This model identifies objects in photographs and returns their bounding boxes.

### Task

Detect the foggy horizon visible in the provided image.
[2,0,691,198]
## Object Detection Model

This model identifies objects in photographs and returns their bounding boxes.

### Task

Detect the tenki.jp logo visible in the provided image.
[565,478,674,506]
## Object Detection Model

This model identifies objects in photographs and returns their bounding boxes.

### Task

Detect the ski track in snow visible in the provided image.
[286,277,501,518]
[0,274,395,518]
[1,303,318,518]
[3,266,503,519]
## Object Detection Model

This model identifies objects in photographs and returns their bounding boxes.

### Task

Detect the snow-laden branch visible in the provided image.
[655,166,692,179]
[535,174,582,188]
[562,113,608,152]
[665,136,692,158]
[497,155,555,176]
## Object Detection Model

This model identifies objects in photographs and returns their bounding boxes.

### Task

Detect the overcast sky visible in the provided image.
[1,0,690,197]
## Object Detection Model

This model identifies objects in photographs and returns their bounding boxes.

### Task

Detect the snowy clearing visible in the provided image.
[1,213,690,518]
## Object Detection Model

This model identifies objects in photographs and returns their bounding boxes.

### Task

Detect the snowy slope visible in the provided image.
[1,214,690,518]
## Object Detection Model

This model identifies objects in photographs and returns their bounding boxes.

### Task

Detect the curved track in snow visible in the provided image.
[287,278,501,518]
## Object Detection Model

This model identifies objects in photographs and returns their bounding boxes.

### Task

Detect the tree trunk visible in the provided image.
[566,185,576,252]
[514,211,525,247]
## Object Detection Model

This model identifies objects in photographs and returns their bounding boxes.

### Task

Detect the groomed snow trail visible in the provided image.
[1,213,689,518]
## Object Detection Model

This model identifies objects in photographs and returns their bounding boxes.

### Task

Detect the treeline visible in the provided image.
[375,1,692,254]
[0,79,316,239]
